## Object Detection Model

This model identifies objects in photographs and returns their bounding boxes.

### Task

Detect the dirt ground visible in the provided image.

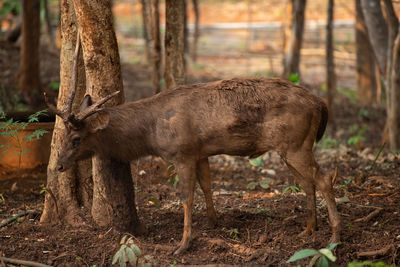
[1,25,400,267]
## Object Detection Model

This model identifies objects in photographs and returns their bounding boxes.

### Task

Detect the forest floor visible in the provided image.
[1,39,400,266]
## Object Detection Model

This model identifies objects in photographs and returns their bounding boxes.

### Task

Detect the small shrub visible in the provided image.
[287,243,338,266]
[0,110,49,168]
[113,235,155,267]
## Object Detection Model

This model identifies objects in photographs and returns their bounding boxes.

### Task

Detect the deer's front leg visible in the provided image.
[174,159,197,255]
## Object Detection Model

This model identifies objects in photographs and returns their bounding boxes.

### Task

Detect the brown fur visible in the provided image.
[56,78,341,254]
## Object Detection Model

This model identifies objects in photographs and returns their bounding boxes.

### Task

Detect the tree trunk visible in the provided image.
[355,0,377,104]
[382,0,400,149]
[140,0,152,64]
[41,0,91,226]
[17,0,42,108]
[72,0,145,234]
[326,0,336,125]
[151,0,162,94]
[191,0,200,62]
[165,0,185,89]
[44,0,56,49]
[282,0,306,78]
[360,0,387,75]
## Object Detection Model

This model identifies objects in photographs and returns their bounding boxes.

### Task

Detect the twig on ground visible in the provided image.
[0,210,33,228]
[354,207,383,223]
[0,257,52,267]
[356,244,394,257]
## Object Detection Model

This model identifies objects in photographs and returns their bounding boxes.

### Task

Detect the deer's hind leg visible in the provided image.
[283,150,319,236]
[196,158,217,228]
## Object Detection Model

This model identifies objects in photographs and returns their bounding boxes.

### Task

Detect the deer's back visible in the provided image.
[119,78,326,160]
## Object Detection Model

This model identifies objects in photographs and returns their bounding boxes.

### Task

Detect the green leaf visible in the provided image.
[249,156,263,168]
[125,247,137,265]
[326,243,339,251]
[119,250,126,267]
[259,178,274,189]
[131,244,142,257]
[317,255,330,267]
[112,250,121,264]
[287,249,320,263]
[120,235,127,244]
[318,248,337,262]
[246,181,258,190]
[289,73,300,84]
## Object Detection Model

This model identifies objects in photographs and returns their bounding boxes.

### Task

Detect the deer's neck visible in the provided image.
[93,104,156,161]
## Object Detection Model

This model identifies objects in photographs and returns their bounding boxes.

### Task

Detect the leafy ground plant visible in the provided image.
[347,261,395,267]
[113,235,155,267]
[287,243,338,267]
[0,110,48,168]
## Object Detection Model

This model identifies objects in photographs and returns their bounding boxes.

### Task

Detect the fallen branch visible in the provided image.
[0,257,52,267]
[354,207,383,223]
[356,244,394,258]
[0,210,34,228]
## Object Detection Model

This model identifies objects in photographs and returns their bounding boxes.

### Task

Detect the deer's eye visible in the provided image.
[72,137,81,148]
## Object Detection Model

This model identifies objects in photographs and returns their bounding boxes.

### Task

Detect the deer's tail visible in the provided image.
[316,103,328,142]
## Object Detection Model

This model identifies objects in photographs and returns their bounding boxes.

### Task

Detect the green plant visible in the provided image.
[347,124,367,147]
[166,165,179,189]
[247,178,274,190]
[287,243,338,266]
[249,155,263,168]
[318,135,339,149]
[289,73,300,84]
[282,185,301,196]
[113,235,155,267]
[348,261,395,267]
[337,179,352,189]
[226,228,239,240]
[0,110,49,168]
[337,87,358,103]
[49,81,60,92]
[0,0,20,16]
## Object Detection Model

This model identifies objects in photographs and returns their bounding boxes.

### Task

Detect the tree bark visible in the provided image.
[165,0,185,89]
[140,0,152,64]
[41,0,91,226]
[191,0,200,62]
[151,0,162,94]
[17,0,42,108]
[282,0,306,78]
[382,0,400,149]
[72,0,145,234]
[355,0,377,104]
[360,0,387,75]
[326,0,336,125]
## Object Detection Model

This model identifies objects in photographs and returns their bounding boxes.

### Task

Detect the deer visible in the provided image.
[47,34,341,255]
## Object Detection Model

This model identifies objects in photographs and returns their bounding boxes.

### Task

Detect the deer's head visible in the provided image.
[45,31,119,172]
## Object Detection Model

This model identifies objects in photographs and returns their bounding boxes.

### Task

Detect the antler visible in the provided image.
[45,30,81,127]
[75,90,120,121]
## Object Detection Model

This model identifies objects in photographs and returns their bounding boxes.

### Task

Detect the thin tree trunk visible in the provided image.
[191,0,200,62]
[151,0,161,94]
[140,0,152,64]
[282,0,306,78]
[17,0,42,108]
[41,0,91,226]
[360,0,388,75]
[355,0,377,104]
[72,0,145,234]
[326,0,336,125]
[165,0,185,89]
[44,0,56,49]
[382,0,400,149]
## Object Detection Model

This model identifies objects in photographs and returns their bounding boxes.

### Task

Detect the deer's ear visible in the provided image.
[87,111,110,133]
[80,95,93,110]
